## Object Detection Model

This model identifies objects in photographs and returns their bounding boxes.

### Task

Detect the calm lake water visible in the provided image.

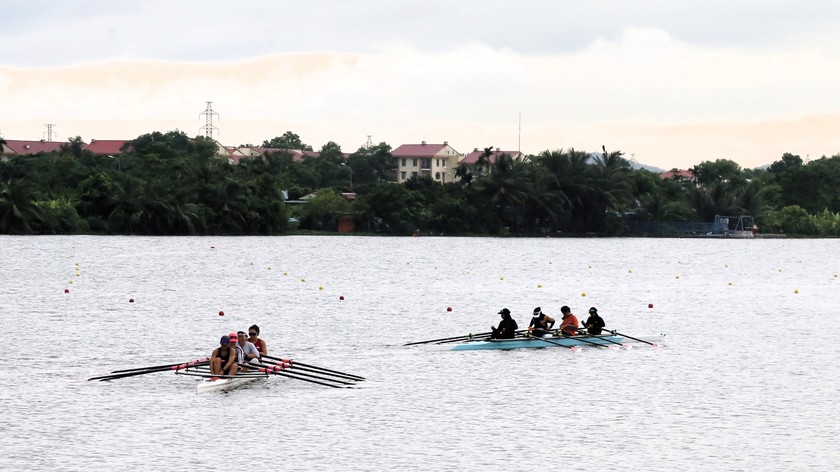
[1,235,838,471]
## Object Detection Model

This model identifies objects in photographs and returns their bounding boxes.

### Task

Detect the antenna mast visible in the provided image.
[199,101,219,139]
[44,123,56,141]
[365,135,373,149]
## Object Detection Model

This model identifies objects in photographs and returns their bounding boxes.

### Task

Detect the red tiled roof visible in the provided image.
[658,170,694,179]
[393,143,448,157]
[461,149,522,165]
[84,139,130,155]
[2,139,65,155]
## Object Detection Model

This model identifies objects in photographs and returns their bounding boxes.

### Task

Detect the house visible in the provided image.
[84,139,130,155]
[393,141,462,183]
[1,139,66,160]
[459,147,525,175]
[658,169,694,180]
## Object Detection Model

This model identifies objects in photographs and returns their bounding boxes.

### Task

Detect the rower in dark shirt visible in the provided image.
[490,308,518,339]
[528,307,555,337]
[584,307,606,335]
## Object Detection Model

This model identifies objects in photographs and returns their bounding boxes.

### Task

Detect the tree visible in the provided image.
[261,131,313,151]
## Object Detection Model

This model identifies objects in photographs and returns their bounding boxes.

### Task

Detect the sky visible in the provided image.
[2,0,840,170]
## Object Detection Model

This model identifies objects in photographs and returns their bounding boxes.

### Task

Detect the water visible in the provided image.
[1,235,838,471]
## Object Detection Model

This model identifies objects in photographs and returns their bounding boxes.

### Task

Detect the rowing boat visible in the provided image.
[195,375,263,394]
[439,333,664,351]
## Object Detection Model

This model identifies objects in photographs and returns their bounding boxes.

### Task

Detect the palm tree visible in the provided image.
[475,153,536,233]
[0,179,43,233]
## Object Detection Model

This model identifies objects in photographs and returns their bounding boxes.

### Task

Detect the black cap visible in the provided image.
[589,307,598,313]
[498,308,511,315]
[533,307,542,316]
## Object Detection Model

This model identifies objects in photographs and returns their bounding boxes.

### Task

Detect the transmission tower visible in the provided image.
[43,123,56,141]
[365,135,373,149]
[199,102,219,139]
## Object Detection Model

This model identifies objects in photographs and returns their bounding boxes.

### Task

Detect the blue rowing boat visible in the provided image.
[444,333,664,351]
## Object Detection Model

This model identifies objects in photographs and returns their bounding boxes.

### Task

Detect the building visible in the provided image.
[459,148,525,176]
[657,169,694,180]
[392,141,462,183]
[1,139,66,160]
[84,139,130,155]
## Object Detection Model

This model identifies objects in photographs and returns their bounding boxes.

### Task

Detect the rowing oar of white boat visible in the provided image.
[179,359,267,394]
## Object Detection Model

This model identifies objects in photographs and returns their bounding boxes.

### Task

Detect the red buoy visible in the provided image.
[64,289,70,293]
[218,310,225,316]
[129,298,135,303]
[339,295,345,300]
[447,307,453,312]
[648,303,654,309]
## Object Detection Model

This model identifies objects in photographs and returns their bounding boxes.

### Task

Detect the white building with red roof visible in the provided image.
[392,141,462,183]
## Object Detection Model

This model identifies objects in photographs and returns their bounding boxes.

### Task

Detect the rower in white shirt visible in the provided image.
[235,330,261,370]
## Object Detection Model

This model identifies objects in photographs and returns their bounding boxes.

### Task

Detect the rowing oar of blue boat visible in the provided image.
[439,333,665,351]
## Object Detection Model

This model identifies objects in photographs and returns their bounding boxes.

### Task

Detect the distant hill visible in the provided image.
[585,152,663,173]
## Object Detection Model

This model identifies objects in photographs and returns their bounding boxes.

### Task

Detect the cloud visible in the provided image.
[3,23,840,169]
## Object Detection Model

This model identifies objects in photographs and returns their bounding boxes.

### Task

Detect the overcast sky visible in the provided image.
[3,0,840,169]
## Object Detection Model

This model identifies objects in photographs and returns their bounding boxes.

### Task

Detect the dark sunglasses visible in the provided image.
[248,332,257,336]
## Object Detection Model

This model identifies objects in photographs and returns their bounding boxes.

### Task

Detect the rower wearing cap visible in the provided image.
[210,336,238,376]
[528,307,555,337]
[235,331,260,365]
[248,325,267,355]
[557,306,579,336]
[490,308,518,339]
[584,307,606,335]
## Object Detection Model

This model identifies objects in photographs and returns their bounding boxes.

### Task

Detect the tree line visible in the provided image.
[2,130,840,236]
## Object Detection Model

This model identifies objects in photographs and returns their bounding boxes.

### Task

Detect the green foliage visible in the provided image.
[298,189,351,231]
[261,131,313,151]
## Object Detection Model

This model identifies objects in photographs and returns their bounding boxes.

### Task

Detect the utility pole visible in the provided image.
[199,102,219,139]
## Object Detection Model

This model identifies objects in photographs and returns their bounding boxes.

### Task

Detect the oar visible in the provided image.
[585,331,626,347]
[607,330,657,346]
[89,360,210,381]
[435,329,530,345]
[109,358,209,374]
[404,331,496,346]
[259,358,362,382]
[261,354,365,381]
[243,363,356,386]
[550,330,610,349]
[528,335,578,350]
[242,364,351,389]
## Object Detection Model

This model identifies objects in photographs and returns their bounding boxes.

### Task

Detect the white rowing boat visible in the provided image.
[195,375,263,394]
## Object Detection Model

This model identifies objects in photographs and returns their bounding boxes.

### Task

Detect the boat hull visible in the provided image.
[195,375,261,394]
[447,334,663,351]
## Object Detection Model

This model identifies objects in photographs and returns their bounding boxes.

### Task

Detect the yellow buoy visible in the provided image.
[283,272,288,276]
[794,289,799,294]
[537,284,542,288]
[69,280,74,284]
[301,278,306,282]
[499,276,504,280]
[581,292,586,297]
[319,285,324,291]
[675,275,680,279]
[267,266,272,270]
[588,265,592,269]
[250,262,254,265]
[728,282,733,286]
[628,269,632,273]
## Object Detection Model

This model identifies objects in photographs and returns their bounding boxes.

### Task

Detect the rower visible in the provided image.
[210,335,238,376]
[584,307,605,335]
[248,324,267,355]
[235,331,260,367]
[490,308,518,339]
[557,306,579,336]
[528,307,555,337]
